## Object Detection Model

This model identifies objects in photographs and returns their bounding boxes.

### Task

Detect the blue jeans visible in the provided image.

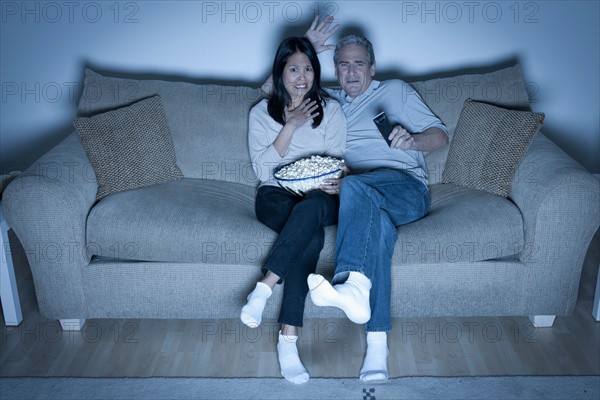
[332,169,430,332]
[256,186,339,328]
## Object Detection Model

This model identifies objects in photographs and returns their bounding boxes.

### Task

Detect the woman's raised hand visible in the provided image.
[285,99,319,129]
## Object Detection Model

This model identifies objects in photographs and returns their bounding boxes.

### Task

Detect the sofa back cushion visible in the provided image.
[77,69,263,187]
[77,66,530,187]
[410,64,531,184]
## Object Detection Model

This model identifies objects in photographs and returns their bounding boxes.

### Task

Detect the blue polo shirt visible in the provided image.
[326,80,447,186]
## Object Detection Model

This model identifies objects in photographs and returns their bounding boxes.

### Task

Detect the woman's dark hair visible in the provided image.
[267,37,328,128]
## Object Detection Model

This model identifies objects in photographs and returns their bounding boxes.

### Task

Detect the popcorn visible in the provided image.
[274,155,345,195]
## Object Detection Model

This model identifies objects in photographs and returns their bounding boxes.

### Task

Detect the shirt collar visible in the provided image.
[343,80,381,103]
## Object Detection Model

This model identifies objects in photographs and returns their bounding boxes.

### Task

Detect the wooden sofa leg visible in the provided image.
[528,315,556,327]
[59,319,86,331]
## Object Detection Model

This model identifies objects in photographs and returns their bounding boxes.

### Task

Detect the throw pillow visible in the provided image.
[442,98,544,197]
[73,95,183,200]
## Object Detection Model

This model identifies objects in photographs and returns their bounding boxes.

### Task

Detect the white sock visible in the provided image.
[307,272,371,324]
[359,331,389,382]
[240,282,272,328]
[277,331,309,384]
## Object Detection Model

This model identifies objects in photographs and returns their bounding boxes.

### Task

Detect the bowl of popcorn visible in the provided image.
[274,155,345,195]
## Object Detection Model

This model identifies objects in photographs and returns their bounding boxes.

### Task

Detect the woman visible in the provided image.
[242,37,346,384]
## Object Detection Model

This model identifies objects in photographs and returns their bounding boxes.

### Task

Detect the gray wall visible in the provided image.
[1,1,598,172]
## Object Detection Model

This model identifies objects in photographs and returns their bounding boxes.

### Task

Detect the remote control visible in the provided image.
[373,111,394,146]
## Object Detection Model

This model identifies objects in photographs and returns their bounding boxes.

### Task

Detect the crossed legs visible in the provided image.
[241,186,338,384]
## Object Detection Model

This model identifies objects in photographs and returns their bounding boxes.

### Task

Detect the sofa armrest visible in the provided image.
[510,133,600,314]
[3,133,98,319]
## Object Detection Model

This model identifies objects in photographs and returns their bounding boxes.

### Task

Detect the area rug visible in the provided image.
[1,376,598,399]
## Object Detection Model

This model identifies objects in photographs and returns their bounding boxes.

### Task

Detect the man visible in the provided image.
[302,16,449,383]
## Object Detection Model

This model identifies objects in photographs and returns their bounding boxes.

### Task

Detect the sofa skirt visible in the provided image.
[80,258,536,320]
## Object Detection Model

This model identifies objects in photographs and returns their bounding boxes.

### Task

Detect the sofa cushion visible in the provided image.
[73,95,183,200]
[87,179,524,266]
[442,99,544,197]
[77,69,263,186]
[86,178,276,263]
[410,64,532,184]
[391,183,525,264]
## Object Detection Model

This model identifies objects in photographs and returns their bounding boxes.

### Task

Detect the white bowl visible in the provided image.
[274,156,344,196]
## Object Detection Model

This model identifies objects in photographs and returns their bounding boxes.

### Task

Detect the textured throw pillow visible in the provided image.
[73,95,183,200]
[442,98,544,197]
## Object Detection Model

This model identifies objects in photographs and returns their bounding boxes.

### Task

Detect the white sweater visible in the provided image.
[248,98,347,186]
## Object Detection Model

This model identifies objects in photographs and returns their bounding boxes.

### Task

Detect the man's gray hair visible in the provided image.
[334,35,376,66]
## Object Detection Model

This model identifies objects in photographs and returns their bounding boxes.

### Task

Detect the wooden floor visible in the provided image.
[1,229,599,378]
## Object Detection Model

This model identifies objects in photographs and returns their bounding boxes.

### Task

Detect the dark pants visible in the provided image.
[255,185,339,327]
